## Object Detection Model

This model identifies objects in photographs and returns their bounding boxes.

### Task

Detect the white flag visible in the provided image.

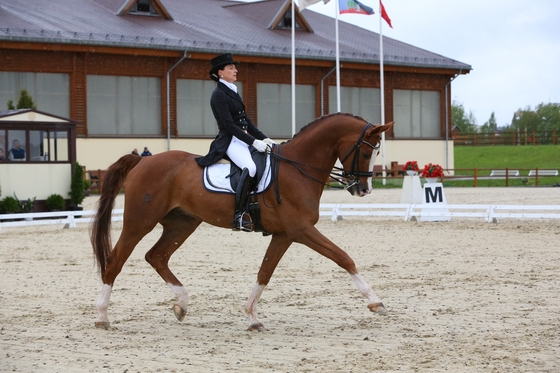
[299,0,331,10]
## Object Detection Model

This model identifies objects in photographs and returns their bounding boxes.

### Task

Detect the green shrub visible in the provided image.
[69,162,86,206]
[0,196,21,214]
[45,193,66,211]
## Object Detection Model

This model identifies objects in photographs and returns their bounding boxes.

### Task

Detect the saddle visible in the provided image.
[202,146,276,234]
[202,148,271,193]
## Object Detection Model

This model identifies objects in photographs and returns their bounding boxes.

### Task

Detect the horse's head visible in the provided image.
[338,121,394,196]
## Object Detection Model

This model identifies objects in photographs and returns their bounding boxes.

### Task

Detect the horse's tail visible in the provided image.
[91,154,142,278]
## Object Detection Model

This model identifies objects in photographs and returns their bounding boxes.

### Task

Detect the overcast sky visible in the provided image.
[300,0,560,127]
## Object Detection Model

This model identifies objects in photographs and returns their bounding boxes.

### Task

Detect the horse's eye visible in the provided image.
[362,152,371,160]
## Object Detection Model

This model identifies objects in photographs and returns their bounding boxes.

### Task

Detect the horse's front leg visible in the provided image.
[245,233,292,331]
[349,273,387,314]
[291,226,386,315]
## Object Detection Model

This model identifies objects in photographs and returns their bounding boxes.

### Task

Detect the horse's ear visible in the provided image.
[366,121,394,137]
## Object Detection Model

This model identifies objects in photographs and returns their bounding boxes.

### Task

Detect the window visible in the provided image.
[176,80,243,136]
[0,129,68,162]
[393,90,441,138]
[276,9,302,30]
[0,72,70,117]
[32,130,68,161]
[87,75,162,136]
[7,130,26,161]
[328,86,381,123]
[136,0,151,13]
[257,83,315,138]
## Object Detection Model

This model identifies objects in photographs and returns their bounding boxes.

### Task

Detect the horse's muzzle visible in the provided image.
[346,181,371,197]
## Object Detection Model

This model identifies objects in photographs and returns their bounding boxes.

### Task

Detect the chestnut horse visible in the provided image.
[91,113,393,331]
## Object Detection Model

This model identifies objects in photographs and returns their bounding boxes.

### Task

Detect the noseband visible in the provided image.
[336,123,380,190]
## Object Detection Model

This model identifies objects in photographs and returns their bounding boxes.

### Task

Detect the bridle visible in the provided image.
[336,122,380,189]
[269,122,380,190]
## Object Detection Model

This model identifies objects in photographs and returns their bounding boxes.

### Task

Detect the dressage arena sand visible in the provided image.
[1,187,559,372]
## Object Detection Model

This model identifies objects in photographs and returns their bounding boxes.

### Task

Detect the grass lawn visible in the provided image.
[454,145,560,171]
[366,145,560,188]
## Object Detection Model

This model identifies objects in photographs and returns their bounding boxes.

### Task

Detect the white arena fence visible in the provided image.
[0,209,123,233]
[1,204,560,233]
[320,204,560,222]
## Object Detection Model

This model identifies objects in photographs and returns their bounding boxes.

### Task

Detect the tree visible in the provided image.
[508,102,560,133]
[452,100,478,132]
[480,112,498,133]
[7,89,37,110]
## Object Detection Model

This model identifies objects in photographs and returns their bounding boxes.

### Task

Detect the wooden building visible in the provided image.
[0,0,471,176]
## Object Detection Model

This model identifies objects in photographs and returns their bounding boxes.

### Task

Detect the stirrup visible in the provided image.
[232,213,252,232]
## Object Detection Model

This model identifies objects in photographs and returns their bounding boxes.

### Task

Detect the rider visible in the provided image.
[196,53,275,232]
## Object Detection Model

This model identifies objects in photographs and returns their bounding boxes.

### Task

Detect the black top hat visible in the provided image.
[209,53,238,81]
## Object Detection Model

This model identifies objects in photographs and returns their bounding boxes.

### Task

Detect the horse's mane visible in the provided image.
[290,112,369,141]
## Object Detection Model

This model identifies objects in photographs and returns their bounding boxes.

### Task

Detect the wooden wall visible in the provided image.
[1,42,458,139]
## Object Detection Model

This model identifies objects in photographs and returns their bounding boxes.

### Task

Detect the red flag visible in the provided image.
[380,0,392,28]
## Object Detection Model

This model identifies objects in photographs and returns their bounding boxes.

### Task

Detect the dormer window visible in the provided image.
[277,10,303,30]
[269,2,313,32]
[117,0,174,20]
[131,0,156,15]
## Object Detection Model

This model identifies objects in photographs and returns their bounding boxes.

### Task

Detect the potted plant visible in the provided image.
[14,193,36,220]
[69,162,86,211]
[45,193,66,212]
[16,194,36,212]
[421,163,444,183]
[402,160,419,176]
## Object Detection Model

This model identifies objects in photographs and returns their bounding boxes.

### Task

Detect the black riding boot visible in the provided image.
[232,168,254,232]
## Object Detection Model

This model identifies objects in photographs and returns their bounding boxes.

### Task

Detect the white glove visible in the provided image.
[252,139,268,152]
[263,138,276,145]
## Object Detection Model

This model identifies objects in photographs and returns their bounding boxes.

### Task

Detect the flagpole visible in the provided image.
[335,0,341,112]
[290,1,297,137]
[379,0,386,185]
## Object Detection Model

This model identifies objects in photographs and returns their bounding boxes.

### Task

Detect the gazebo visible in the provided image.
[0,109,77,211]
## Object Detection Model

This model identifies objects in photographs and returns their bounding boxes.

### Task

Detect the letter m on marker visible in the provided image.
[424,186,443,203]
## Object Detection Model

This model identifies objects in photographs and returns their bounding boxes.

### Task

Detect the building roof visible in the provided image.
[0,109,78,124]
[0,0,471,71]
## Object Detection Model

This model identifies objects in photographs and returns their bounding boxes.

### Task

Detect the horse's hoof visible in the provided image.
[248,323,266,332]
[368,302,387,315]
[173,304,187,322]
[95,321,111,330]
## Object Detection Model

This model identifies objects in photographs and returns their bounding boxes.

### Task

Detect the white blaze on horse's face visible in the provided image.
[365,146,379,195]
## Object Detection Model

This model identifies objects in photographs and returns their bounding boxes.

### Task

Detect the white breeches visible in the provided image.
[226,136,257,177]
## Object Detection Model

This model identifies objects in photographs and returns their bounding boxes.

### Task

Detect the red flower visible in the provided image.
[402,160,419,172]
[421,163,444,178]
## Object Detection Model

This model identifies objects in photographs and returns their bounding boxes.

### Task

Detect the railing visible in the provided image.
[0,209,124,233]
[2,204,559,233]
[454,130,558,146]
[320,204,560,222]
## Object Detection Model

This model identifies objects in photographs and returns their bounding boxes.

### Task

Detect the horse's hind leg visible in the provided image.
[245,233,292,331]
[144,215,202,323]
[96,227,150,329]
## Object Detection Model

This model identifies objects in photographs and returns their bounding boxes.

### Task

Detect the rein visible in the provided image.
[269,122,379,191]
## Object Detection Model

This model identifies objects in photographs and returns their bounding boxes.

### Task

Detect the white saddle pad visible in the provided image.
[202,156,272,194]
